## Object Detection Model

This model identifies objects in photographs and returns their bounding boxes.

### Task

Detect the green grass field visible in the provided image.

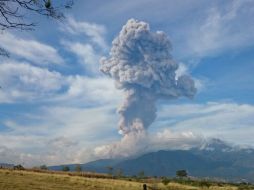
[0,169,252,190]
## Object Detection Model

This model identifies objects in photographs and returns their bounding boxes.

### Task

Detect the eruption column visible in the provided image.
[100,19,196,135]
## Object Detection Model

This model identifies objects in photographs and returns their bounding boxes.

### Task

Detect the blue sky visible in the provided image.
[0,0,254,166]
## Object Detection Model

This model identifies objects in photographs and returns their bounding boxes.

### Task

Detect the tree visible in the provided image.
[75,164,82,172]
[0,0,73,30]
[13,164,25,170]
[161,177,170,186]
[176,170,188,178]
[62,166,70,172]
[40,165,48,170]
[0,0,74,56]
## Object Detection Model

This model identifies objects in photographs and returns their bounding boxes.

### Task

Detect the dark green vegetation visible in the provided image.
[176,170,188,178]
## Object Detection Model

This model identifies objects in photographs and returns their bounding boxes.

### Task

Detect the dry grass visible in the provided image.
[0,169,244,190]
[0,169,143,190]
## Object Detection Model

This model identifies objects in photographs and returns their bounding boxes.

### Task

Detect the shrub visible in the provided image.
[40,165,48,170]
[13,165,25,170]
[199,180,211,188]
[176,170,188,178]
[161,177,170,185]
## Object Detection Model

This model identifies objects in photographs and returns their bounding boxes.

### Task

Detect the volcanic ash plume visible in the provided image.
[100,19,196,135]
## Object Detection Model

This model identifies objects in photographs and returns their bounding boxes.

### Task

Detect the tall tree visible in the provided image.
[176,170,188,178]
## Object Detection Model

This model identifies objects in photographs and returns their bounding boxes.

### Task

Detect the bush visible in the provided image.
[40,165,48,170]
[13,164,25,170]
[199,180,211,188]
[161,177,171,185]
[238,184,254,190]
[176,170,188,178]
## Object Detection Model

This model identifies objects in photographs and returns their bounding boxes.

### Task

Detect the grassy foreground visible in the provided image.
[0,169,250,190]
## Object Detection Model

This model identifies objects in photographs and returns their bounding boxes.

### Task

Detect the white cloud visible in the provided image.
[94,102,254,159]
[1,101,254,166]
[56,75,122,105]
[0,105,119,166]
[0,138,94,167]
[0,32,63,65]
[62,41,100,73]
[186,0,254,58]
[157,102,254,144]
[61,17,107,50]
[60,17,108,73]
[0,59,121,104]
[175,63,188,79]
[39,105,118,138]
[0,61,65,102]
[94,129,203,159]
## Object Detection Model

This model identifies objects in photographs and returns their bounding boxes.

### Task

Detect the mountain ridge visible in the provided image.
[49,139,254,182]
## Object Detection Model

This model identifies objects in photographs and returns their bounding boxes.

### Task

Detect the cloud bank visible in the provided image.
[0,32,63,65]
[95,129,203,158]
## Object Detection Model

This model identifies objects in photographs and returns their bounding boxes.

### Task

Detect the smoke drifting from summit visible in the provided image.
[100,19,196,135]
